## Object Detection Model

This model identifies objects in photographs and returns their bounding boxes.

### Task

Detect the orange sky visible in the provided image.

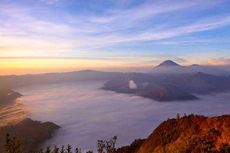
[0,57,229,75]
[0,58,154,75]
[0,0,230,76]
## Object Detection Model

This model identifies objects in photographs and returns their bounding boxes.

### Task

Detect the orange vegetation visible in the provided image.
[117,114,230,153]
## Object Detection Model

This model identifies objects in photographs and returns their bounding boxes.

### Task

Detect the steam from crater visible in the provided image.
[129,80,137,89]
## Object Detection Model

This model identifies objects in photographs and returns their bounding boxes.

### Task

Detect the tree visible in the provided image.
[97,136,117,153]
[97,140,105,153]
[176,113,180,120]
[75,148,81,153]
[53,145,59,153]
[60,145,65,153]
[4,134,118,153]
[67,144,72,153]
[5,133,22,153]
[45,146,51,153]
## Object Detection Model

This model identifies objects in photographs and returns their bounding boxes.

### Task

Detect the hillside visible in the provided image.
[0,88,59,153]
[103,72,230,101]
[139,84,198,101]
[116,114,230,153]
[0,88,22,107]
[152,60,229,75]
[0,70,123,88]
[2,114,230,153]
[0,118,59,153]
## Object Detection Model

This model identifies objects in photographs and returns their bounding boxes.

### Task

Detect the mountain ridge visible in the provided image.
[103,71,230,101]
[116,114,230,153]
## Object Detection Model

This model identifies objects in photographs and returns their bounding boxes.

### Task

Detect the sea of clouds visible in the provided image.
[17,81,230,151]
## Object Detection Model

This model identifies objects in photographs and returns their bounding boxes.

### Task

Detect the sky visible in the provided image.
[0,0,230,74]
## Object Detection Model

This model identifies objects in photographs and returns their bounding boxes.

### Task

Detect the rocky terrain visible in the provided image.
[116,114,230,153]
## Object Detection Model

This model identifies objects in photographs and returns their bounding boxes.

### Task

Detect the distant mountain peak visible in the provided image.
[157,60,180,67]
[191,64,201,67]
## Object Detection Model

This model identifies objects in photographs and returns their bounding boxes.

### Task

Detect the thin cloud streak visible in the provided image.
[0,0,229,58]
[68,15,230,50]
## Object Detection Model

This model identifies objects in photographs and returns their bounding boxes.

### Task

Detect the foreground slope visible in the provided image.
[0,88,59,153]
[117,115,230,153]
[0,118,59,153]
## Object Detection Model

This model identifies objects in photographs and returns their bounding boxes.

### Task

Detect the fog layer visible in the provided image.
[17,81,230,151]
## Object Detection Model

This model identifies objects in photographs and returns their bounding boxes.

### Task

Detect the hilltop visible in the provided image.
[156,60,180,67]
[116,114,230,153]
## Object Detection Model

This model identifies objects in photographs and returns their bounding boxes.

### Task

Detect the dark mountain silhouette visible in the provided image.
[0,61,229,90]
[153,60,229,75]
[139,84,198,101]
[0,118,59,153]
[0,88,22,107]
[0,70,123,88]
[153,60,185,74]
[160,72,230,94]
[0,62,230,102]
[157,60,180,67]
[103,72,230,101]
[116,114,230,153]
[188,64,230,76]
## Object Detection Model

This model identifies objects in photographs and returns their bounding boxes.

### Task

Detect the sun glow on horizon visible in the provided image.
[0,58,155,75]
[0,0,229,67]
[0,56,230,75]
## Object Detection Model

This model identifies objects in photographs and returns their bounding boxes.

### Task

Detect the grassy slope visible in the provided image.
[117,115,230,153]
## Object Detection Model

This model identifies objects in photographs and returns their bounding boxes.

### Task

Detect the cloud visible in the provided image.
[70,14,230,50]
[84,0,221,31]
[129,80,138,89]
[40,0,60,4]
[0,0,229,57]
[207,58,230,65]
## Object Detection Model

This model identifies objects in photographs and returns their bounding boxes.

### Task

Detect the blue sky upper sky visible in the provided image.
[0,0,230,66]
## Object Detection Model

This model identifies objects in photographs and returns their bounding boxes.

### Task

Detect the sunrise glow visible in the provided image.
[0,0,230,74]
